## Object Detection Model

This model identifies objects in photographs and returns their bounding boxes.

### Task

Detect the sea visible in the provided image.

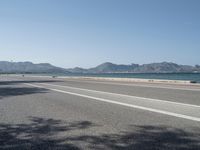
[50,73,200,83]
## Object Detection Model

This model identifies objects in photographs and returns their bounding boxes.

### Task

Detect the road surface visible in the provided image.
[0,75,200,150]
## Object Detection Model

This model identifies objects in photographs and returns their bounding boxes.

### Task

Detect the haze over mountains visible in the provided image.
[0,61,69,74]
[0,61,200,74]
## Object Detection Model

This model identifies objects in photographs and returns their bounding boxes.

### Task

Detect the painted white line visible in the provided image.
[25,83,200,122]
[39,82,200,108]
[62,79,200,91]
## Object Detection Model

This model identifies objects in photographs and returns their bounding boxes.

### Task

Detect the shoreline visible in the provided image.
[4,74,200,86]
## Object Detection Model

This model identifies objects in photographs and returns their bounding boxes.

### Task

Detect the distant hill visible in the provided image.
[67,67,88,73]
[0,61,70,74]
[0,61,199,74]
[68,62,200,73]
[88,62,139,73]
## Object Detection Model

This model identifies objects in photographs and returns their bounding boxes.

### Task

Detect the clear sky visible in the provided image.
[0,0,199,68]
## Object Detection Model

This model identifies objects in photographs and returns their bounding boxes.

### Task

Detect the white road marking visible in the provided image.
[25,83,200,122]
[62,79,200,91]
[39,82,200,108]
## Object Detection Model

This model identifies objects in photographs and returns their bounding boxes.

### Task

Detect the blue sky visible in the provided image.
[0,0,199,68]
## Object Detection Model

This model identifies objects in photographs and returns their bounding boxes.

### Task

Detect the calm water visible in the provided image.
[62,73,200,83]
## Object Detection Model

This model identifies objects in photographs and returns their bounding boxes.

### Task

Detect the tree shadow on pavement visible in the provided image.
[0,87,48,99]
[0,117,94,150]
[70,125,200,150]
[0,117,199,150]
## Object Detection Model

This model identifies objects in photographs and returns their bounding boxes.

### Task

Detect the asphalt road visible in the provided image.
[0,75,200,150]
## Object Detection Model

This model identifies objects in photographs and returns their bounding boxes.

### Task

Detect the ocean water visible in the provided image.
[62,73,200,83]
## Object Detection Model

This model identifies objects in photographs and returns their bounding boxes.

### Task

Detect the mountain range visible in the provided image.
[0,61,200,74]
[67,62,200,73]
[0,61,69,74]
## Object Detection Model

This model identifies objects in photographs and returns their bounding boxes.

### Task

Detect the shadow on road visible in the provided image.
[0,87,48,99]
[0,117,199,150]
[0,80,59,99]
[0,80,61,86]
